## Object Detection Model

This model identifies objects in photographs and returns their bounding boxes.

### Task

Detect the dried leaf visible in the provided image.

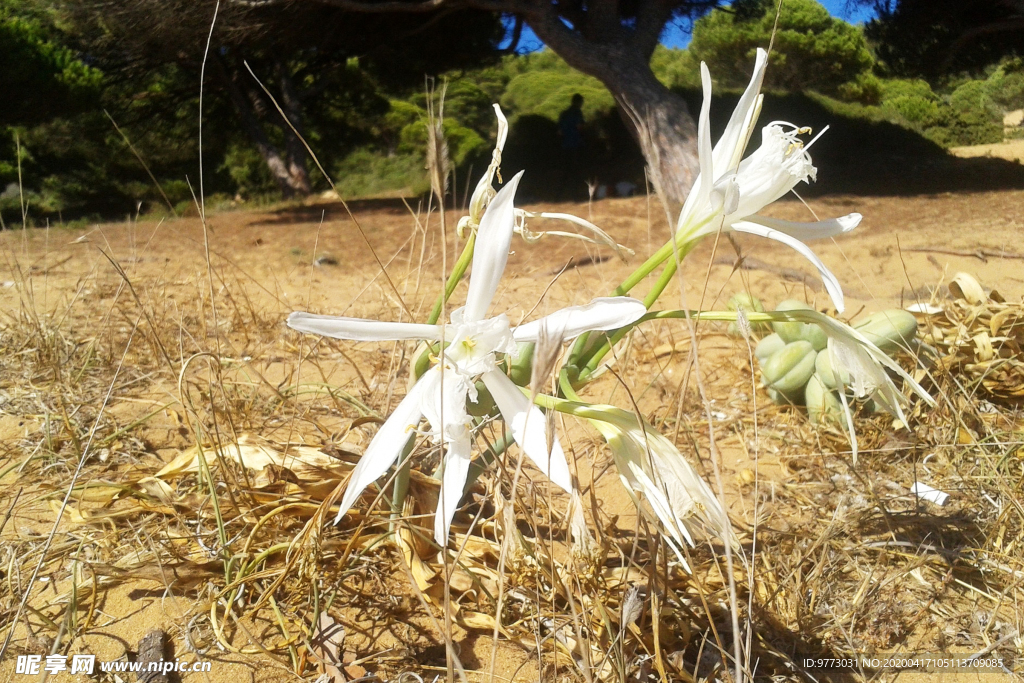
[156,435,353,480]
[310,612,347,683]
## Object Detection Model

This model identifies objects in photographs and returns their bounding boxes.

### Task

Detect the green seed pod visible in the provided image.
[728,292,766,313]
[772,300,827,350]
[854,310,918,353]
[814,347,850,390]
[466,380,497,417]
[508,342,535,387]
[755,333,786,363]
[805,372,847,429]
[412,341,434,380]
[761,340,816,395]
[728,293,771,338]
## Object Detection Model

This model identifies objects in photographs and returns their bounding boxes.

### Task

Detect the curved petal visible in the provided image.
[433,434,473,545]
[481,369,572,493]
[712,47,768,174]
[743,212,861,242]
[730,220,846,313]
[289,312,441,342]
[513,297,647,342]
[464,171,524,322]
[334,367,435,522]
[676,63,716,232]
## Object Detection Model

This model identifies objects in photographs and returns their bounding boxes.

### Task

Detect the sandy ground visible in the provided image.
[2,187,1023,682]
[951,138,1024,164]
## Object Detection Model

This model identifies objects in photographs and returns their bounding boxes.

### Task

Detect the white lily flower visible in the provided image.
[289,171,647,544]
[457,105,632,257]
[675,48,862,313]
[578,404,730,571]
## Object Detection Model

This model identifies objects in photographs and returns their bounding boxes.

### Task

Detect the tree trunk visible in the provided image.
[522,17,700,212]
[212,55,312,198]
[274,60,313,196]
[608,67,700,215]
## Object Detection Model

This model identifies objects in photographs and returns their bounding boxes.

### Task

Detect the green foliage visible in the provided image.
[3,0,1021,216]
[878,78,936,101]
[881,95,942,127]
[868,76,1004,147]
[651,46,701,91]
[0,0,102,126]
[834,72,883,105]
[689,0,873,97]
[222,143,277,199]
[982,59,1024,111]
[499,53,615,122]
[332,148,430,198]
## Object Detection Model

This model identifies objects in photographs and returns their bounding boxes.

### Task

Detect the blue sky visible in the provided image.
[504,0,877,52]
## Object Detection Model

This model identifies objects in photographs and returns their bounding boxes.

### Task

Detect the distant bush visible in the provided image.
[878,78,936,102]
[881,95,943,127]
[500,68,614,122]
[983,59,1024,111]
[869,77,1004,147]
[222,143,278,200]
[834,72,883,105]
[332,148,429,198]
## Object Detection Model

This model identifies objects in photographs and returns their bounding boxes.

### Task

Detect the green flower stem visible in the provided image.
[389,435,417,530]
[427,231,477,325]
[558,368,583,403]
[611,218,712,297]
[579,308,792,380]
[573,242,694,380]
[568,220,708,371]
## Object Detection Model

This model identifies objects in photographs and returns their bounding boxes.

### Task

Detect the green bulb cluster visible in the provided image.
[739,297,918,428]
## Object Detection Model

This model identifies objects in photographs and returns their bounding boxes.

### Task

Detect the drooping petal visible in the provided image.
[744,212,861,242]
[481,369,572,492]
[463,171,524,322]
[466,104,510,227]
[512,297,647,342]
[583,405,732,560]
[434,433,474,544]
[289,312,441,343]
[712,47,768,174]
[729,219,846,313]
[335,367,437,522]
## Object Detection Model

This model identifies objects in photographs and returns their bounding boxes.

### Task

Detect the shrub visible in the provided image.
[881,95,943,127]
[332,148,429,198]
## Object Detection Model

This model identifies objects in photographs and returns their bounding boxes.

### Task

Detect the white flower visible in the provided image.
[288,171,647,544]
[578,404,730,571]
[458,105,632,257]
[676,48,862,313]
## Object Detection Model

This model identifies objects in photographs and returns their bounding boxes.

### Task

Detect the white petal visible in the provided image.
[512,297,647,342]
[744,213,861,242]
[695,62,715,211]
[675,64,715,232]
[335,368,436,521]
[289,312,440,342]
[481,370,572,492]
[433,434,473,545]
[464,171,524,322]
[730,220,846,313]
[712,47,768,173]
